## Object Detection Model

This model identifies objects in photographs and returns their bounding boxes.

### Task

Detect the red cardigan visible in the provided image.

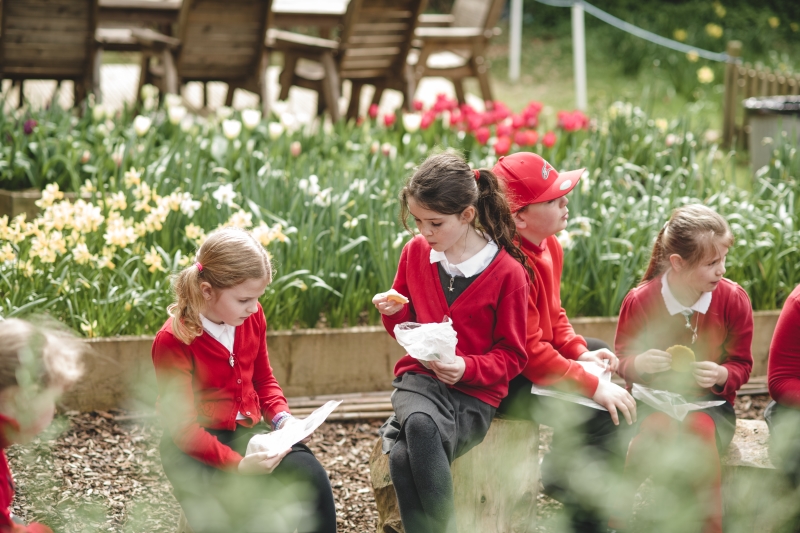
[615,277,753,405]
[517,235,595,396]
[0,416,52,533]
[152,304,290,470]
[768,284,800,408]
[381,235,529,408]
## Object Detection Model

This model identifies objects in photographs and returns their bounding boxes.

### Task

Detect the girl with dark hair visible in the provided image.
[372,151,530,533]
[609,204,753,533]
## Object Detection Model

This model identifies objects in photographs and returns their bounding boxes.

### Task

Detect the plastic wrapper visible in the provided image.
[631,383,725,421]
[393,316,457,364]
[530,360,612,411]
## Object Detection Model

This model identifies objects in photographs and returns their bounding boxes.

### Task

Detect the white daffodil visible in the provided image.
[212,184,236,207]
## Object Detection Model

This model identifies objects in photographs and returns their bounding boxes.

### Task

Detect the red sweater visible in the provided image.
[615,277,753,405]
[152,304,290,470]
[381,235,529,407]
[0,416,52,533]
[768,284,800,408]
[517,235,595,396]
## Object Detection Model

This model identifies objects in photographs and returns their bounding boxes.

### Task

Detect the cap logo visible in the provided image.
[541,161,553,180]
[559,179,572,191]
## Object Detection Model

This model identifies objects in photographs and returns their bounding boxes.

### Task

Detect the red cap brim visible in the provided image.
[534,168,585,203]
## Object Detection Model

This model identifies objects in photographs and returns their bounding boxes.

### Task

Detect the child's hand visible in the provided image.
[429,357,466,385]
[634,349,672,374]
[578,348,619,373]
[692,361,728,388]
[592,380,637,426]
[372,293,405,316]
[238,448,291,475]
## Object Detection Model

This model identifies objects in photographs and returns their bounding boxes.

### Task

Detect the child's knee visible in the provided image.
[403,413,439,440]
[685,412,717,443]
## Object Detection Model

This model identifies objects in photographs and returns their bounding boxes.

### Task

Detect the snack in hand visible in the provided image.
[385,289,409,305]
[667,345,696,372]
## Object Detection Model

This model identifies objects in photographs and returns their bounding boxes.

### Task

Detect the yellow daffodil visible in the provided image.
[185,223,205,242]
[143,246,165,273]
[80,320,99,338]
[713,2,726,18]
[705,23,723,38]
[72,242,94,265]
[655,118,669,132]
[673,29,687,42]
[106,192,127,211]
[79,180,96,196]
[97,255,115,270]
[35,183,64,209]
[224,210,253,229]
[698,66,715,84]
[124,302,133,312]
[124,168,142,188]
[686,50,699,62]
[768,17,779,28]
[0,243,16,263]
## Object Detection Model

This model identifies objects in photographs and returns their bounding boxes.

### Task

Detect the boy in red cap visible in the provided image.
[494,152,636,533]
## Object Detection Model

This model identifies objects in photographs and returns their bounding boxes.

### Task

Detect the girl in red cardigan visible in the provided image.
[152,228,336,533]
[373,152,530,533]
[610,204,753,533]
[766,283,800,529]
[0,318,84,533]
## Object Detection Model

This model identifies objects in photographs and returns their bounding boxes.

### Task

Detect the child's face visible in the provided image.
[674,244,729,294]
[0,385,61,445]
[513,194,570,244]
[201,276,270,326]
[407,197,475,253]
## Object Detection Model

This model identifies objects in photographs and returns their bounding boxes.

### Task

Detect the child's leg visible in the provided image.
[389,412,456,533]
[684,412,722,533]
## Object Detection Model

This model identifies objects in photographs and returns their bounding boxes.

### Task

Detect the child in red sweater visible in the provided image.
[766,283,800,527]
[493,152,637,533]
[0,318,84,533]
[373,152,530,533]
[611,204,753,533]
[152,228,336,533]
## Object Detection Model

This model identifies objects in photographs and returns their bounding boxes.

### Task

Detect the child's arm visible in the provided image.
[708,285,753,397]
[768,290,800,407]
[615,291,666,383]
[152,332,244,471]
[379,242,416,335]
[251,308,291,424]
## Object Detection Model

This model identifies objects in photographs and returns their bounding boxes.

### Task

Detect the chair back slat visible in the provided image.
[337,0,426,79]
[175,0,271,80]
[1,0,98,79]
[451,0,505,31]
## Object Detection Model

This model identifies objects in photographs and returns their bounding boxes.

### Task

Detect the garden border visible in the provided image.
[59,311,781,412]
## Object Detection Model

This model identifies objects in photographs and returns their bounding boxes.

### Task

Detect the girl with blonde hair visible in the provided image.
[152,227,336,533]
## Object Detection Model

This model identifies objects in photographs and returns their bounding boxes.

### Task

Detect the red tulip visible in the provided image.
[412,100,424,111]
[383,112,396,127]
[496,123,513,138]
[494,136,512,155]
[475,127,490,145]
[511,114,525,129]
[467,114,483,132]
[513,130,528,146]
[525,130,539,146]
[420,111,435,130]
[368,104,379,119]
[543,131,557,148]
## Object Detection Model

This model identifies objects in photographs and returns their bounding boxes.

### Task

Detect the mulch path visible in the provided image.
[6,395,771,532]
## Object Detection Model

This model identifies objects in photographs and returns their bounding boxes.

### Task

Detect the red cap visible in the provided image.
[492,152,584,211]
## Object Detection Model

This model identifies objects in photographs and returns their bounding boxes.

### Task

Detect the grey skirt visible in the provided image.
[636,394,736,452]
[379,372,496,463]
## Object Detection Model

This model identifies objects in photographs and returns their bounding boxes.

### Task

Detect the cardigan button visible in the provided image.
[237,379,242,384]
[236,397,242,402]
[246,411,251,416]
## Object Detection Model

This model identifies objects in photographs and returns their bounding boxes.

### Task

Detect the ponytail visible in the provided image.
[167,227,272,344]
[474,169,533,278]
[400,151,532,278]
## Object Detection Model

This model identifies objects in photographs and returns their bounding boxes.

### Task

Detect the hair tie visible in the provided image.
[473,169,481,181]
[195,262,203,272]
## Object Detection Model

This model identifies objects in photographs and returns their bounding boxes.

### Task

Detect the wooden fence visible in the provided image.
[723,40,800,149]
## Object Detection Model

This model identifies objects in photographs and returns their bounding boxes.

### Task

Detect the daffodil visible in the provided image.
[673,29,687,42]
[655,118,668,132]
[705,23,723,38]
[768,17,779,28]
[35,183,64,209]
[80,320,99,338]
[0,243,16,263]
[713,2,726,17]
[143,246,165,273]
[225,210,253,229]
[686,50,699,62]
[212,184,237,208]
[124,168,142,188]
[105,192,127,211]
[697,66,715,84]
[72,242,94,265]
[185,223,205,243]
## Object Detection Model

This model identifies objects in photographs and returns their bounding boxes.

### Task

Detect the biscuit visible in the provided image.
[667,345,696,373]
[385,289,409,305]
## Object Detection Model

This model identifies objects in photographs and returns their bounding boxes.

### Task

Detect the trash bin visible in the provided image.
[744,96,800,174]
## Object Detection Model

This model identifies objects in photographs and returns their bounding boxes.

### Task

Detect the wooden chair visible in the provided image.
[0,0,102,107]
[134,0,272,113]
[268,0,427,122]
[410,0,505,105]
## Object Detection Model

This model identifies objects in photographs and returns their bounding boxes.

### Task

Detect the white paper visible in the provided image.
[631,383,726,421]
[529,361,612,411]
[393,317,457,364]
[245,400,342,457]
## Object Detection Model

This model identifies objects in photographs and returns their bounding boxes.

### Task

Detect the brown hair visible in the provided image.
[641,204,734,283]
[168,227,272,344]
[0,318,85,392]
[400,151,532,276]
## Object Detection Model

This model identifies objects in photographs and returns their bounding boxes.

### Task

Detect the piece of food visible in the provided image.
[385,289,409,305]
[667,345,696,372]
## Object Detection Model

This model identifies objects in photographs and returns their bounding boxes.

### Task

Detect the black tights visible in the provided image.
[388,413,457,533]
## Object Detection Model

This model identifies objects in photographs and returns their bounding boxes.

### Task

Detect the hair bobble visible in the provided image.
[473,169,481,181]
[195,262,203,272]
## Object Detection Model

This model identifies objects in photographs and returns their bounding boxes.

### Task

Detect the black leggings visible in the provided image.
[388,413,456,533]
[160,425,337,533]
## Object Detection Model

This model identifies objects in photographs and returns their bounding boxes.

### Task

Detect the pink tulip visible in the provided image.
[412,100,424,111]
[368,104,379,119]
[543,131,557,148]
[383,112,396,128]
[494,136,512,155]
[420,112,435,130]
[290,141,302,157]
[475,127,490,145]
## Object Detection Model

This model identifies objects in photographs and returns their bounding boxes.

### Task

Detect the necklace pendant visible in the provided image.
[448,277,455,292]
[229,354,235,367]
[692,332,698,345]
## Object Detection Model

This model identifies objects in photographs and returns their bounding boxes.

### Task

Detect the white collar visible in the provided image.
[200,314,236,351]
[660,270,712,316]
[429,239,498,278]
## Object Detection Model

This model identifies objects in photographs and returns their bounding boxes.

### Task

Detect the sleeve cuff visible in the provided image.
[460,356,477,384]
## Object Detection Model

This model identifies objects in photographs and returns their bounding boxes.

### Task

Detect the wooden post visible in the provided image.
[722,40,742,149]
[369,418,540,533]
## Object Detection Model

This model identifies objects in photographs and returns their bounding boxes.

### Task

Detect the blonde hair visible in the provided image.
[641,204,734,283]
[0,318,85,392]
[168,227,272,344]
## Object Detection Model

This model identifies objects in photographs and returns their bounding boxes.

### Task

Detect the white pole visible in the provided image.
[509,0,522,82]
[571,1,587,110]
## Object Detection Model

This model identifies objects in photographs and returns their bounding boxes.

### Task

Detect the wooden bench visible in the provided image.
[369,418,540,533]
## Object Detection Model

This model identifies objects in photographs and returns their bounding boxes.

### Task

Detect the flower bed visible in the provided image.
[1,94,799,336]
